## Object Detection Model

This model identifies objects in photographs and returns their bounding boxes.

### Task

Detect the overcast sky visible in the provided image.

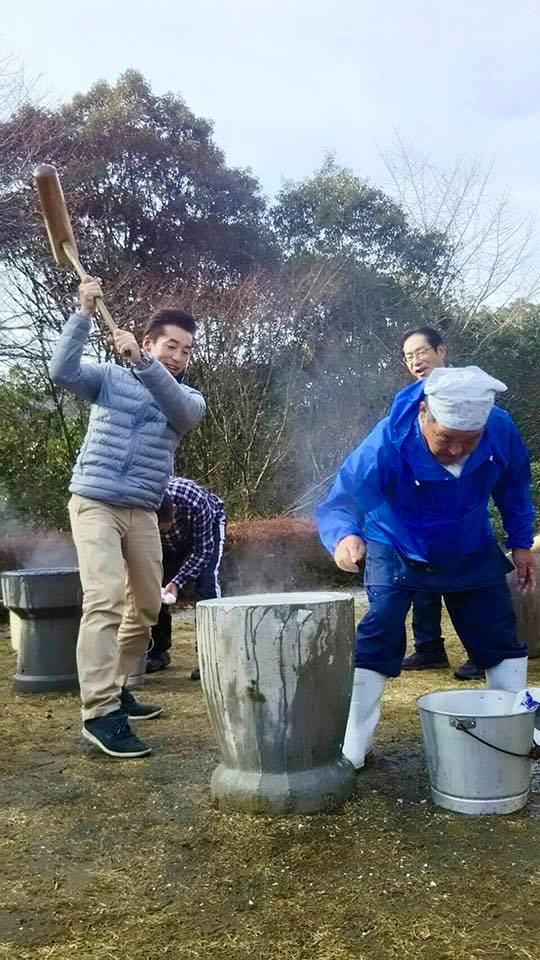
[2,0,540,278]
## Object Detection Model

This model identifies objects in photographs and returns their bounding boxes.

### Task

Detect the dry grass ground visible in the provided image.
[1,603,539,960]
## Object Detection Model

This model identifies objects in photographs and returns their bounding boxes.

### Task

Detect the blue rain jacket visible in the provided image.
[316,380,534,567]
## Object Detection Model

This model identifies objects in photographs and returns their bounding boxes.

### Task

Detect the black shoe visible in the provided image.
[120,687,164,720]
[146,652,171,673]
[454,659,485,681]
[402,649,450,671]
[82,709,151,758]
[190,666,201,682]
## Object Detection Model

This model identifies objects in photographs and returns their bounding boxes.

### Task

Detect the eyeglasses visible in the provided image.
[403,347,434,364]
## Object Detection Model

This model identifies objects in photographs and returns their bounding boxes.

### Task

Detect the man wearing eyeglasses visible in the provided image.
[397,327,483,681]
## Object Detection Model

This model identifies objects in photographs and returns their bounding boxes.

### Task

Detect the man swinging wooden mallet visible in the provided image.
[35,163,206,759]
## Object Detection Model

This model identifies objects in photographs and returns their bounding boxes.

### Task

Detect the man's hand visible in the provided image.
[78,276,103,318]
[163,582,178,601]
[108,329,141,364]
[512,548,537,594]
[334,535,366,573]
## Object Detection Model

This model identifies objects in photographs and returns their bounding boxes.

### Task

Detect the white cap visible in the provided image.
[424,366,507,431]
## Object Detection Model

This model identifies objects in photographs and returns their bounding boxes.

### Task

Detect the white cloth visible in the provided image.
[511,687,540,713]
[417,413,470,475]
[424,366,507,431]
[510,686,540,748]
[161,589,176,605]
[442,453,471,478]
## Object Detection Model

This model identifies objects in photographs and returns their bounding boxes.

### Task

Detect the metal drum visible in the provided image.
[1,568,81,692]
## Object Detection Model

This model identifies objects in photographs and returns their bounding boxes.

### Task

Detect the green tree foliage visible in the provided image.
[465,301,540,460]
[0,71,278,522]
[0,75,537,528]
[267,159,454,497]
[272,155,449,282]
[0,69,275,335]
[0,368,86,529]
[145,265,343,515]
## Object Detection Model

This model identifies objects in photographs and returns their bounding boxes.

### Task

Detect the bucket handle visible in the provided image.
[450,718,540,761]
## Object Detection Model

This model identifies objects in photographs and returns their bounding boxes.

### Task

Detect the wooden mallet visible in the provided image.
[33,163,117,338]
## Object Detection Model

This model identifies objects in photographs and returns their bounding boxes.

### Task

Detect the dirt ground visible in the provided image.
[1,603,539,960]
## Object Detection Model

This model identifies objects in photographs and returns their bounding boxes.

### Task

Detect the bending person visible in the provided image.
[316,366,536,770]
[149,477,226,678]
[398,325,483,681]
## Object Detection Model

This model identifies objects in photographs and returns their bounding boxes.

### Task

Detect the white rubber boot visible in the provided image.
[486,657,528,692]
[342,668,386,770]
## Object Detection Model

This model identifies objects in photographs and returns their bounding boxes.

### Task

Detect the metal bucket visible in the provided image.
[417,689,536,815]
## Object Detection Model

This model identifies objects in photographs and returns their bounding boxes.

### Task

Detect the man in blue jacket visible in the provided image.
[398,326,483,681]
[49,276,205,759]
[316,366,536,770]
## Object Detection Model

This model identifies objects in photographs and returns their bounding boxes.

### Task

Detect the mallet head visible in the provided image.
[33,163,79,266]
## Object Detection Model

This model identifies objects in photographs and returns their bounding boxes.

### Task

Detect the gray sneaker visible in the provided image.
[83,709,151,758]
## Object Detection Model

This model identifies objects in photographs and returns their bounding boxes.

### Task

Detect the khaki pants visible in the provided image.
[69,494,163,720]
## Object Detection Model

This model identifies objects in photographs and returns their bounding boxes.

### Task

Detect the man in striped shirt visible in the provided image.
[147,477,227,677]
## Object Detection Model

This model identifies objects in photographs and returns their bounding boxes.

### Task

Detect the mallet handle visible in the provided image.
[62,242,117,334]
[62,242,133,360]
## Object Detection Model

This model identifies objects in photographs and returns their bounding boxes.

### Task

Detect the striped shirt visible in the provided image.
[161,477,226,589]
